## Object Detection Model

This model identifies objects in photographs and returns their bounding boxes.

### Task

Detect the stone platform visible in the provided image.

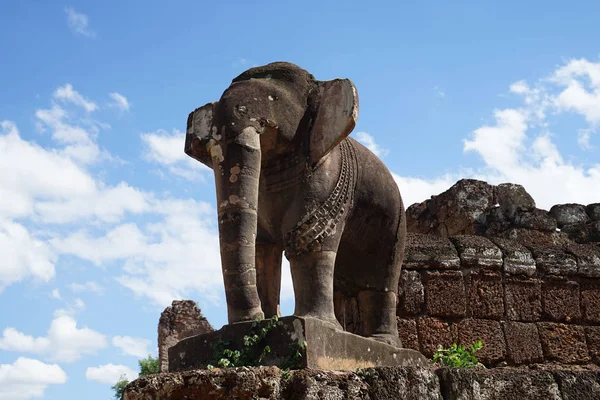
[168,316,428,372]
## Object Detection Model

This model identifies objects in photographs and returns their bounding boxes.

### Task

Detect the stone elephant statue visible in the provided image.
[185,62,406,346]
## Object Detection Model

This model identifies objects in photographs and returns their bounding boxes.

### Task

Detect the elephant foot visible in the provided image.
[370,333,402,348]
[228,307,265,324]
[294,313,343,331]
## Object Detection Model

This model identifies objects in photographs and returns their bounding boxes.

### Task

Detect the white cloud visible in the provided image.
[0,316,107,363]
[51,289,61,300]
[53,84,98,112]
[355,132,389,157]
[141,129,210,180]
[53,298,86,318]
[112,336,152,358]
[392,174,458,208]
[108,92,130,111]
[0,358,67,400]
[65,7,95,38]
[69,281,104,294]
[85,363,137,385]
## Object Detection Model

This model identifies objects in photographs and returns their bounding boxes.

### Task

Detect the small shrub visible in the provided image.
[432,341,483,368]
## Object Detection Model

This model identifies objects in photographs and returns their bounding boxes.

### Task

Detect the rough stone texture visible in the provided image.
[158,300,214,373]
[449,235,503,270]
[585,326,600,363]
[566,243,600,277]
[358,367,443,400]
[526,244,578,275]
[403,233,461,270]
[562,222,595,244]
[417,317,453,358]
[550,203,590,228]
[397,318,420,351]
[541,278,581,323]
[513,208,557,232]
[503,321,543,365]
[425,271,467,318]
[456,319,506,366]
[437,369,562,400]
[405,179,495,237]
[504,276,542,322]
[552,370,600,400]
[490,237,537,276]
[496,183,536,220]
[398,270,424,316]
[588,203,600,221]
[581,281,600,324]
[468,272,504,319]
[538,323,590,364]
[497,228,572,247]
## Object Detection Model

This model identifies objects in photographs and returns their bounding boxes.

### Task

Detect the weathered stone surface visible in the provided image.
[498,228,571,247]
[550,203,590,228]
[425,271,466,318]
[403,233,461,270]
[581,281,600,324]
[405,179,495,237]
[398,270,424,316]
[585,326,600,363]
[437,369,562,400]
[538,323,590,364]
[503,321,543,365]
[490,237,537,276]
[566,243,600,277]
[481,206,510,236]
[358,367,442,400]
[158,300,214,373]
[417,317,453,359]
[504,276,542,322]
[468,272,504,319]
[496,183,536,219]
[552,370,600,400]
[526,244,578,275]
[588,203,600,221]
[169,316,428,372]
[449,235,503,270]
[542,278,581,323]
[562,222,594,243]
[456,319,506,366]
[397,318,419,351]
[513,208,557,232]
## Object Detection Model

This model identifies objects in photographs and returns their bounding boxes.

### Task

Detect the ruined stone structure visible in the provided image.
[157,300,214,372]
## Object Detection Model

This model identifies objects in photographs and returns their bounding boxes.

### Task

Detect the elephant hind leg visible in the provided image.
[357,289,401,347]
[255,242,283,318]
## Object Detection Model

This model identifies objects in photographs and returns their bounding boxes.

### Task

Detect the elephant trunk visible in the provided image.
[212,127,264,324]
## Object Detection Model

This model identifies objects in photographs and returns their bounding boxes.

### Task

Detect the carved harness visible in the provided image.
[284,139,359,257]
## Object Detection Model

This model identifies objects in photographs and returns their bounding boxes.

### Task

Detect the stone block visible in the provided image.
[416,317,453,359]
[552,371,600,400]
[398,270,424,316]
[425,271,467,318]
[437,369,561,400]
[588,203,600,221]
[527,244,578,275]
[503,321,543,365]
[468,272,504,319]
[403,233,461,270]
[567,243,600,277]
[168,316,428,372]
[357,366,442,400]
[490,237,536,276]
[397,318,420,351]
[542,278,581,323]
[550,203,590,228]
[537,322,590,364]
[585,326,600,363]
[504,276,542,322]
[562,222,594,243]
[456,319,506,366]
[581,281,600,324]
[513,208,557,232]
[496,183,536,219]
[449,235,503,270]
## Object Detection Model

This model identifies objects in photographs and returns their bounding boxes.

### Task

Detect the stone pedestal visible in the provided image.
[168,316,428,372]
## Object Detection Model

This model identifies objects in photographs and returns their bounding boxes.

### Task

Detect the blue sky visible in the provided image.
[1,1,600,399]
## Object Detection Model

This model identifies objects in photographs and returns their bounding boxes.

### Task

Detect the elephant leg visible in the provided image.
[357,289,401,347]
[289,251,342,330]
[255,242,282,318]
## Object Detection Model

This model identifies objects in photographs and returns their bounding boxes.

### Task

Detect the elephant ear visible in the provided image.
[308,79,359,164]
[184,102,217,169]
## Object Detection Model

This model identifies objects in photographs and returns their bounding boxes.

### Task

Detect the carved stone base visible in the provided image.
[168,316,428,372]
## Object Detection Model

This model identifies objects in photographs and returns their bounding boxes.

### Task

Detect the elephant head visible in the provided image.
[184,62,359,324]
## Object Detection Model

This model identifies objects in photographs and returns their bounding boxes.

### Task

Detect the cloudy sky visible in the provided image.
[1,1,600,399]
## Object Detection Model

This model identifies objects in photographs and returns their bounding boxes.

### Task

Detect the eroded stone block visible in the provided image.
[397,318,419,351]
[456,319,506,366]
[505,276,542,322]
[468,272,504,319]
[527,244,578,276]
[567,243,600,278]
[552,371,600,400]
[398,270,424,316]
[550,203,590,228]
[416,317,453,359]
[537,322,590,364]
[503,321,543,365]
[449,235,503,270]
[542,278,581,323]
[403,233,461,270]
[425,271,466,318]
[581,281,600,324]
[491,237,537,276]
[585,326,600,363]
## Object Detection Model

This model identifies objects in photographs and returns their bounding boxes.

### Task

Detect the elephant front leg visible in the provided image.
[255,242,282,318]
[289,251,342,330]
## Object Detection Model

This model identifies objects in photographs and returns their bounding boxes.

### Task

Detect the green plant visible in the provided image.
[432,341,483,368]
[110,355,160,399]
[111,376,128,400]
[281,339,306,370]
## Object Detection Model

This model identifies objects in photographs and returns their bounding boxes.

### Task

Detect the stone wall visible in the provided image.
[393,232,600,367]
